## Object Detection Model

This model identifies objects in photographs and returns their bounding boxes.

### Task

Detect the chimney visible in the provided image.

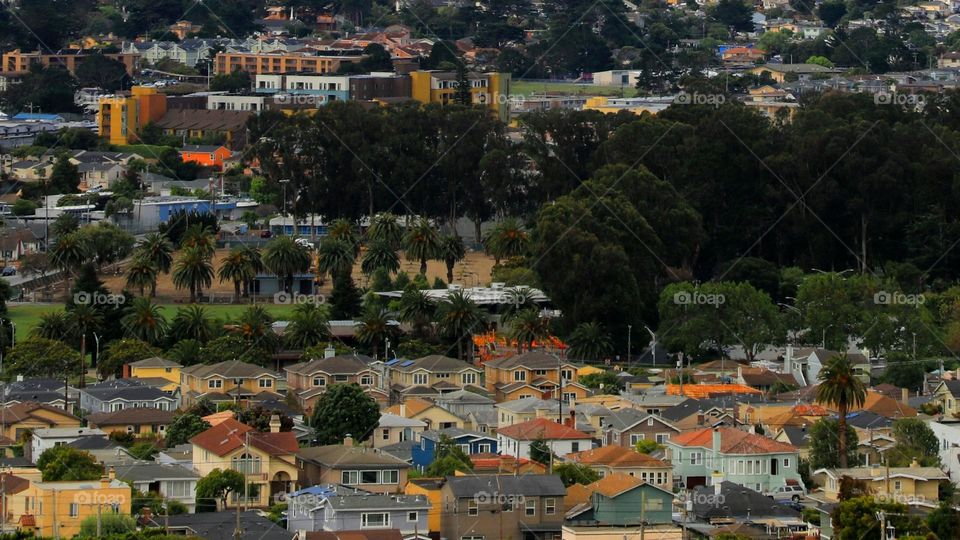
[910,458,920,468]
[784,345,793,376]
[343,434,354,446]
[564,410,575,428]
[697,410,705,426]
[324,344,336,358]
[269,415,281,433]
[108,466,115,481]
[901,387,909,405]
[737,365,743,382]
[399,403,406,417]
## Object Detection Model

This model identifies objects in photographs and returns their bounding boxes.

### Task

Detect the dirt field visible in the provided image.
[100,247,497,297]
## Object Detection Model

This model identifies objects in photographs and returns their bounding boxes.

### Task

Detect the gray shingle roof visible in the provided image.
[485,350,572,370]
[445,474,565,498]
[297,445,410,468]
[286,354,371,375]
[114,462,199,482]
[181,360,280,379]
[390,355,477,373]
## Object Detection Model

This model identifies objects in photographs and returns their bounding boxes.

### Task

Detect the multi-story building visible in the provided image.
[122,39,214,68]
[286,485,430,535]
[385,354,483,401]
[214,50,364,76]
[440,475,566,540]
[285,353,387,412]
[180,360,283,408]
[565,446,673,489]
[97,86,168,146]
[10,469,132,538]
[484,350,588,402]
[79,379,179,413]
[410,70,511,121]
[1,49,139,76]
[496,417,593,460]
[295,444,411,494]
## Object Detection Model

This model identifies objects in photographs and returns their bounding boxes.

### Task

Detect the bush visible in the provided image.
[78,513,136,536]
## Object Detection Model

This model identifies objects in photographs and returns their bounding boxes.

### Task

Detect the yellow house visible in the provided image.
[125,356,182,391]
[813,461,948,508]
[405,478,444,534]
[0,402,81,442]
[9,468,132,539]
[409,70,511,122]
[85,407,176,436]
[384,398,467,431]
[932,379,960,418]
[190,416,298,508]
[97,86,168,146]
[181,360,283,408]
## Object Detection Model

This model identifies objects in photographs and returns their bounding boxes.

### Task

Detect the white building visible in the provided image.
[29,427,106,463]
[495,417,592,460]
[930,421,960,481]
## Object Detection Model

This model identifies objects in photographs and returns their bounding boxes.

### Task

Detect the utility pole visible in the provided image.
[627,324,632,364]
[639,491,646,540]
[96,503,102,537]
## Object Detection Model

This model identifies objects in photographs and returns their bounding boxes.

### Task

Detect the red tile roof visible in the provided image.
[669,427,797,454]
[665,384,763,398]
[496,418,591,440]
[190,418,298,457]
[250,431,299,455]
[566,445,670,468]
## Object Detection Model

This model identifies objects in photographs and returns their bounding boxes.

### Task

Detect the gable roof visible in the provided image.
[128,357,181,368]
[285,354,372,376]
[390,355,478,373]
[86,407,176,426]
[669,427,798,454]
[496,418,591,441]
[297,445,410,468]
[0,401,79,426]
[937,379,960,398]
[189,418,297,457]
[485,350,574,370]
[565,445,670,468]
[81,379,175,402]
[182,360,280,379]
[445,474,565,497]
[584,471,674,498]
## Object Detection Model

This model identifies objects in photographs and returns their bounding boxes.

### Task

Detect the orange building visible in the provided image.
[1,49,139,76]
[665,383,764,399]
[179,144,232,169]
[97,86,168,145]
[214,50,363,75]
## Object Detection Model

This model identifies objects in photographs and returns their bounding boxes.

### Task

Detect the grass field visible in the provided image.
[511,80,637,97]
[7,303,301,342]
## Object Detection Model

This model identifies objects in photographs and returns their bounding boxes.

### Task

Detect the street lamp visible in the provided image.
[627,325,632,364]
[92,332,101,369]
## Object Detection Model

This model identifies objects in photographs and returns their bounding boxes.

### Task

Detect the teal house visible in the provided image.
[567,473,674,526]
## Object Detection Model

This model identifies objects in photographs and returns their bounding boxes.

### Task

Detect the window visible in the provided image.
[571,442,579,452]
[644,498,664,511]
[513,370,526,382]
[361,470,381,484]
[232,453,261,474]
[69,503,79,517]
[166,481,191,498]
[407,511,418,522]
[334,375,348,382]
[341,470,359,485]
[383,470,399,484]
[111,403,124,412]
[630,434,645,445]
[313,377,326,387]
[545,498,556,515]
[462,372,477,385]
[656,433,670,444]
[894,480,902,491]
[413,373,428,385]
[468,500,478,516]
[782,458,790,468]
[525,499,536,516]
[382,428,390,440]
[209,379,223,389]
[534,369,548,376]
[690,452,703,465]
[648,418,654,426]
[360,375,373,386]
[361,512,389,528]
[258,378,272,388]
[561,369,574,381]
[477,443,491,453]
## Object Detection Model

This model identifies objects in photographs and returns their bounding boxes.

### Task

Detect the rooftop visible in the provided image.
[496,418,591,441]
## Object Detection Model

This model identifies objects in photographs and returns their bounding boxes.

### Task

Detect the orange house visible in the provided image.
[179,144,232,170]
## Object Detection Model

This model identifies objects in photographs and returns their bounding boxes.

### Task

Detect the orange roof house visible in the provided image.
[496,418,593,461]
[665,383,763,399]
[669,426,798,454]
[565,445,673,489]
[468,453,546,474]
[179,144,232,170]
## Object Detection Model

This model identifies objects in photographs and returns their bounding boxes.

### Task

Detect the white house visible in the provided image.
[930,421,960,480]
[29,427,106,463]
[495,417,593,460]
[115,463,200,513]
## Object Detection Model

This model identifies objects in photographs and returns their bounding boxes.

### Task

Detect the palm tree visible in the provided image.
[484,218,529,264]
[167,338,203,365]
[327,219,360,256]
[361,240,400,276]
[815,354,867,468]
[398,288,435,339]
[32,310,71,340]
[126,256,159,297]
[507,308,550,353]
[238,245,264,297]
[233,306,278,351]
[219,248,256,303]
[285,303,331,349]
[181,224,216,258]
[439,234,465,284]
[68,303,102,388]
[137,233,174,275]
[318,237,356,281]
[567,322,613,362]
[50,232,89,292]
[263,236,311,294]
[356,307,396,359]
[403,219,441,276]
[172,246,214,303]
[435,290,485,361]
[170,305,215,343]
[367,213,404,249]
[122,297,168,345]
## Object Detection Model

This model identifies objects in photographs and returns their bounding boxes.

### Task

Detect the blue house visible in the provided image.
[411,428,498,471]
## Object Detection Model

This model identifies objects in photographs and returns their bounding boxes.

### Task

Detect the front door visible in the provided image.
[771,458,779,476]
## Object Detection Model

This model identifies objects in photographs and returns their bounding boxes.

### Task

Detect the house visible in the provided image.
[77,161,125,191]
[85,407,176,436]
[931,379,960,418]
[659,398,744,431]
[774,426,812,460]
[181,360,283,408]
[124,356,182,386]
[814,461,948,508]
[470,453,547,474]
[440,474,566,540]
[564,473,678,539]
[286,353,386,412]
[940,51,960,68]
[405,478,445,534]
[495,396,561,427]
[736,366,798,394]
[28,427,106,463]
[384,398,467,431]
[0,227,41,261]
[295,443,410,494]
[190,416,298,508]
[496,417,593,460]
[374,413,426,448]
[484,351,589,403]
[930,421,960,480]
[664,427,802,492]
[286,485,430,537]
[114,462,200,512]
[601,408,680,448]
[564,446,673,489]
[411,428,498,471]
[78,379,178,413]
[782,347,869,387]
[67,435,135,465]
[156,442,193,467]
[145,510,292,540]
[432,390,495,419]
[179,144,232,170]
[384,355,483,401]
[0,401,81,442]
[749,63,840,83]
[665,383,764,399]
[410,70,511,121]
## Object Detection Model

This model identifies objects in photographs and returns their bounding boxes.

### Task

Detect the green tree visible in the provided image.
[136,233,174,275]
[888,418,939,467]
[439,234,465,284]
[7,337,79,378]
[98,338,161,379]
[167,338,203,365]
[356,307,396,359]
[398,288,435,339]
[164,414,212,447]
[121,297,167,345]
[37,446,102,481]
[709,0,753,31]
[52,213,79,237]
[579,371,624,392]
[403,219,441,276]
[424,434,473,476]
[196,468,244,512]
[169,305,216,343]
[11,199,37,216]
[507,308,551,353]
[172,246,214,303]
[484,218,529,264]
[634,439,662,454]
[831,496,926,539]
[361,240,400,276]
[79,513,136,536]
[554,462,601,486]
[285,302,331,349]
[567,322,613,362]
[318,237,356,280]
[816,354,867,468]
[329,272,362,320]
[49,155,80,194]
[310,383,380,445]
[209,69,251,92]
[125,256,158,297]
[263,236,311,294]
[218,247,257,303]
[529,437,553,465]
[435,289,484,360]
[366,213,404,249]
[808,418,860,470]
[75,52,130,92]
[927,502,960,540]
[881,352,926,390]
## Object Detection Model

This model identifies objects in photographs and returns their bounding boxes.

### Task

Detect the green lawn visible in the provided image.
[511,80,637,97]
[7,303,301,341]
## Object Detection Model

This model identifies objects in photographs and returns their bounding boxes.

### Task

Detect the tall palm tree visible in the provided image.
[567,322,613,362]
[318,237,356,281]
[238,245,264,297]
[181,224,216,258]
[285,303,331,349]
[68,303,102,388]
[219,248,256,303]
[367,213,404,249]
[172,246,214,303]
[170,305,215,343]
[137,233,174,275]
[327,219,360,256]
[403,219,441,276]
[439,234,465,284]
[122,297,168,345]
[484,218,529,264]
[126,256,159,297]
[167,338,203,365]
[816,354,867,468]
[507,308,550,353]
[435,290,485,361]
[398,288,435,339]
[356,307,396,359]
[263,236,311,294]
[361,240,400,276]
[50,232,89,292]
[32,310,71,340]
[233,306,278,351]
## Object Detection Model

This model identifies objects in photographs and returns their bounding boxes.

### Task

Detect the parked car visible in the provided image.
[1,267,16,276]
[766,485,804,502]
[259,230,272,238]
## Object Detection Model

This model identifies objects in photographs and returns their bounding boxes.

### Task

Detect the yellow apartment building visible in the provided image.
[180,360,283,408]
[97,86,168,146]
[410,70,511,122]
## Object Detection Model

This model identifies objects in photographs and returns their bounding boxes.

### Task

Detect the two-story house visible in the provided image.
[496,418,593,460]
[411,428,498,471]
[495,397,560,427]
[564,446,673,489]
[28,427,106,463]
[79,379,179,413]
[441,475,566,540]
[484,351,588,402]
[601,409,680,448]
[385,355,483,401]
[190,416,298,508]
[181,360,283,408]
[287,484,430,537]
[813,460,948,509]
[285,353,386,412]
[295,444,410,494]
[564,473,677,540]
[664,427,802,492]
[124,356,182,393]
[374,413,426,448]
[932,379,960,418]
[115,462,200,512]
[384,398,467,431]
[85,407,176,436]
[0,401,81,442]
